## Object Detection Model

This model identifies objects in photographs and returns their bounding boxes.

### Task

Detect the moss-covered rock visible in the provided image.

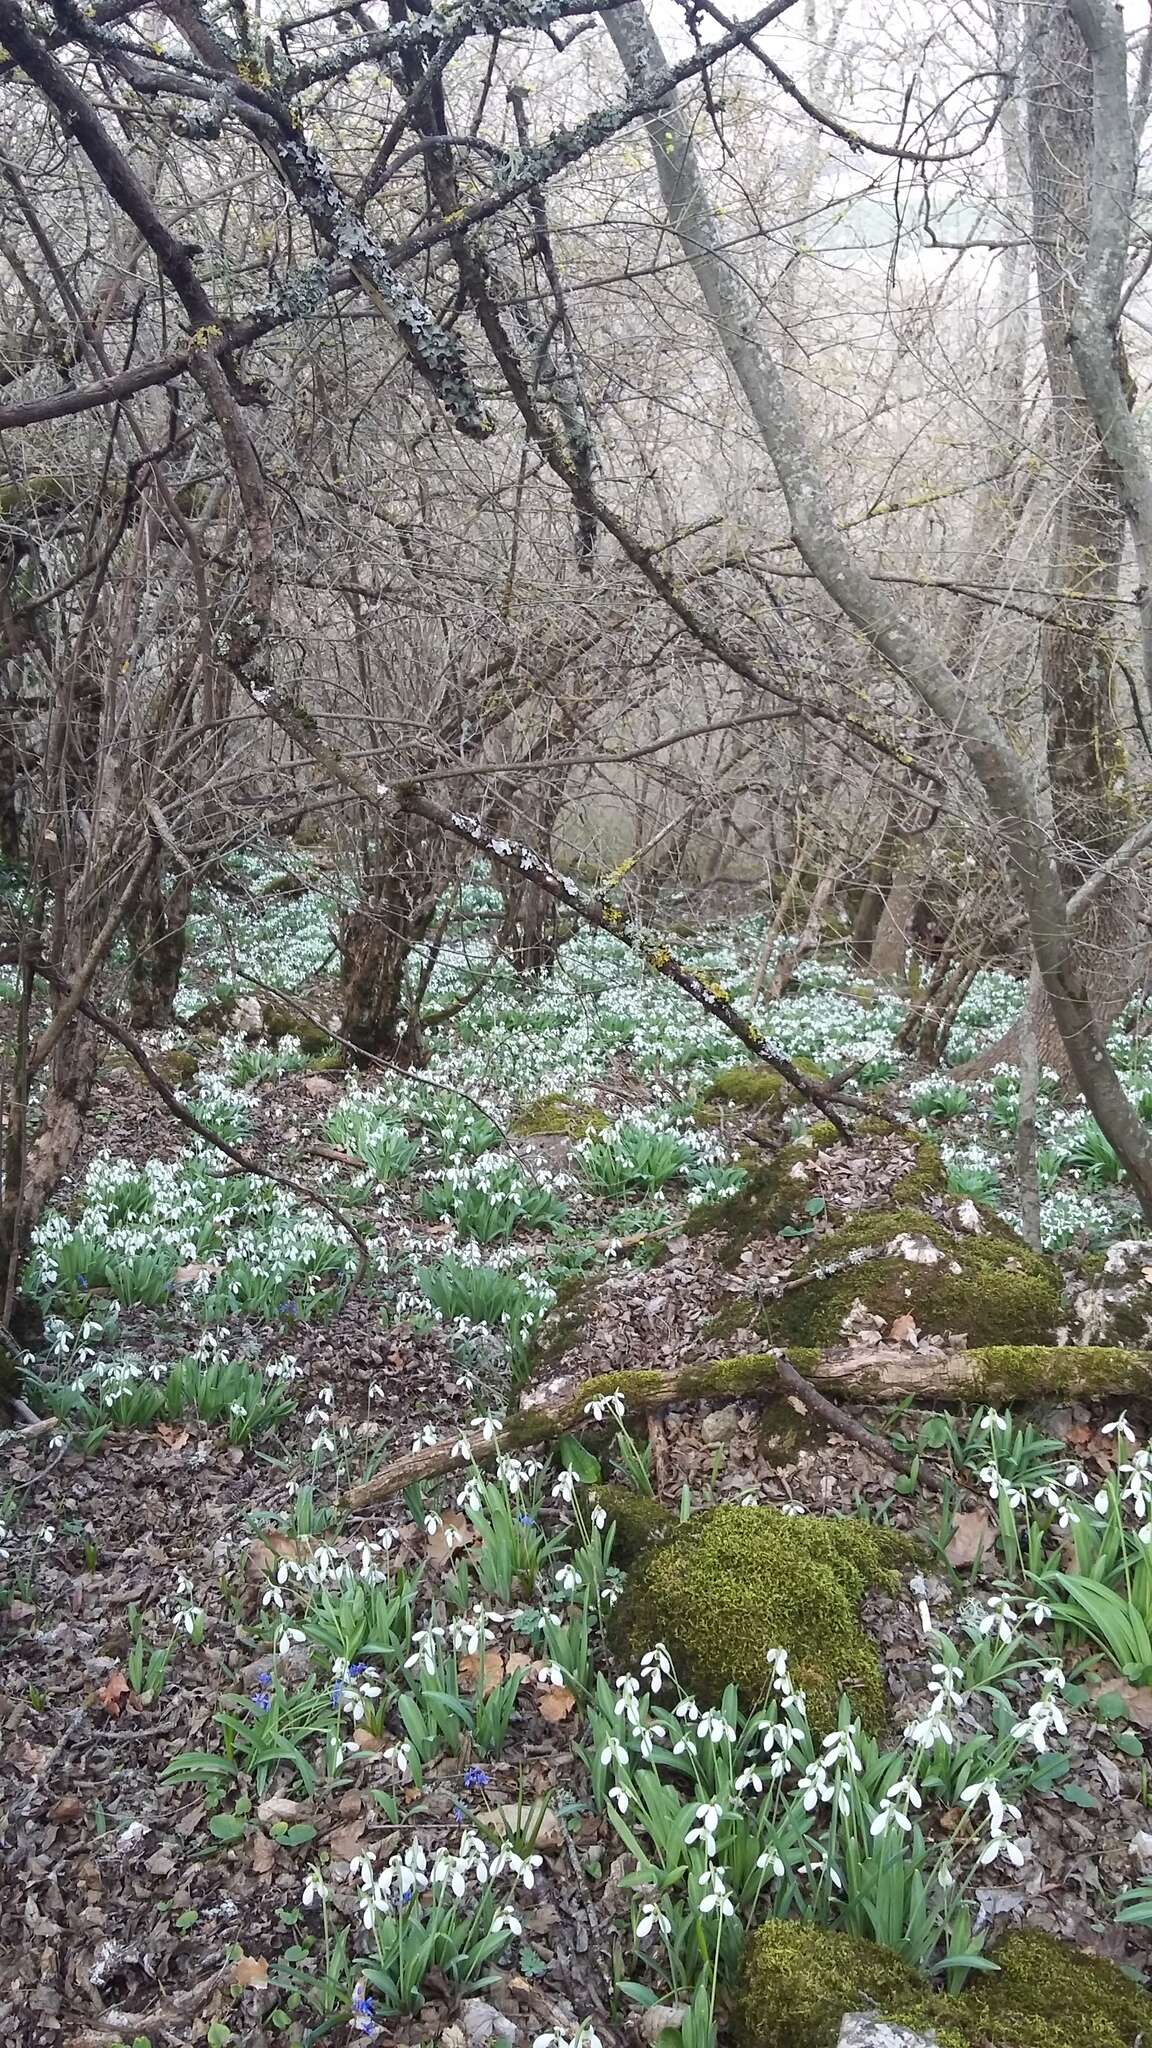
[731,1920,923,2048]
[956,1928,1152,2047]
[686,1125,945,1264]
[610,1504,912,1734]
[699,1055,828,1118]
[1073,1239,1152,1347]
[590,1484,677,1563]
[161,1047,201,1085]
[731,1922,1152,2048]
[510,1093,609,1139]
[760,1206,1062,1349]
[260,1001,334,1057]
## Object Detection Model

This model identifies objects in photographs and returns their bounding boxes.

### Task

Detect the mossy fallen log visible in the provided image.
[342,1342,1152,1510]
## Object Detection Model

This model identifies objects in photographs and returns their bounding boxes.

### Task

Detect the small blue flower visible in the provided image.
[250,1671,273,1713]
[517,1512,535,1526]
[463,1764,490,1791]
[351,1988,376,2036]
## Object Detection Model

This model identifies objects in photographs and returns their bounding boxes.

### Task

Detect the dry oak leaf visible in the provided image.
[945,1509,998,1569]
[231,1954,269,1990]
[96,1670,131,1717]
[427,1512,480,1564]
[251,1831,278,1877]
[458,1649,505,1695]
[887,1312,920,1347]
[537,1685,577,1724]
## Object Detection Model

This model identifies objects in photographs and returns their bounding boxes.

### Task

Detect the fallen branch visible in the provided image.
[774,1351,953,1498]
[343,1341,1142,1510]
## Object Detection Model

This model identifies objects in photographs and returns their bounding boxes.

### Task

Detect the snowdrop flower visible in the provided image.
[778,1500,807,1517]
[869,1778,922,1836]
[405,1625,444,1676]
[1103,1412,1137,1443]
[615,1674,641,1718]
[756,1847,786,1879]
[686,1801,723,1852]
[583,1390,625,1423]
[551,1467,579,1505]
[977,1409,1012,1436]
[600,1735,628,1769]
[493,1909,522,1936]
[978,1464,1022,1508]
[536,1662,565,1688]
[635,1902,672,1939]
[412,1424,439,1453]
[276,1625,306,1656]
[696,1708,737,1745]
[302,1867,330,1907]
[450,1612,494,1656]
[978,1594,1018,1643]
[697,1867,735,1917]
[640,1643,673,1693]
[607,1784,630,1812]
[554,1563,583,1594]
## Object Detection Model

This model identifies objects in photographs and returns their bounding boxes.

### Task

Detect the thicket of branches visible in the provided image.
[3,0,1152,1306]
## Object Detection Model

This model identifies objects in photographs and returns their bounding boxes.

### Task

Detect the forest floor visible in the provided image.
[4,866,1152,2048]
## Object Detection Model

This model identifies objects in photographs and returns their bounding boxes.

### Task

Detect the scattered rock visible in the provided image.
[639,2005,689,2042]
[460,1996,519,2045]
[838,2023,937,2048]
[699,1401,744,1444]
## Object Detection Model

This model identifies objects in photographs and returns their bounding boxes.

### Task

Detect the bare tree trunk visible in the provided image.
[339,814,442,1067]
[599,0,1152,1215]
[127,862,191,1031]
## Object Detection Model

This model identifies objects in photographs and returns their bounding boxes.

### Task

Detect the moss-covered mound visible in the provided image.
[510,1093,609,1139]
[686,1124,945,1265]
[759,1206,1063,1349]
[731,1921,921,2048]
[260,1001,335,1057]
[698,1055,828,1119]
[610,1504,912,1734]
[590,1484,677,1563]
[731,1922,1152,2048]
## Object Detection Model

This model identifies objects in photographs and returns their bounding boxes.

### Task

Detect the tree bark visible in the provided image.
[343,1342,1152,1509]
[339,813,443,1067]
[598,0,1152,1214]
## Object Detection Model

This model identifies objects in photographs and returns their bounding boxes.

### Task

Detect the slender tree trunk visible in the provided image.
[339,813,442,1066]
[127,863,191,1031]
[598,0,1152,1216]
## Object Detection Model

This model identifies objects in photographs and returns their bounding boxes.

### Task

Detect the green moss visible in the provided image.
[590,1484,677,1563]
[731,1920,922,2048]
[686,1125,945,1262]
[260,1001,333,1056]
[732,1923,1152,2048]
[510,1093,609,1138]
[763,1207,1063,1349]
[161,1047,201,1085]
[956,1928,1152,2047]
[970,1345,1152,1399]
[701,1055,827,1114]
[610,1504,913,1735]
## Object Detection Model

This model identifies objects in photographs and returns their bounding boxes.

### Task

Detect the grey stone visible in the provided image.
[838,2019,938,2048]
[700,1401,744,1444]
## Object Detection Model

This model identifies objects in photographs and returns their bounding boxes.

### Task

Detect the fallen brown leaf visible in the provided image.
[49,1795,83,1823]
[537,1685,577,1723]
[257,1795,303,1824]
[489,1800,564,1853]
[458,1649,505,1695]
[327,1819,366,1861]
[155,1422,190,1449]
[427,1512,479,1564]
[945,1509,998,1569]
[1092,1677,1152,1731]
[251,1831,278,1876]
[231,1954,269,1990]
[887,1312,920,1347]
[97,1670,130,1717]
